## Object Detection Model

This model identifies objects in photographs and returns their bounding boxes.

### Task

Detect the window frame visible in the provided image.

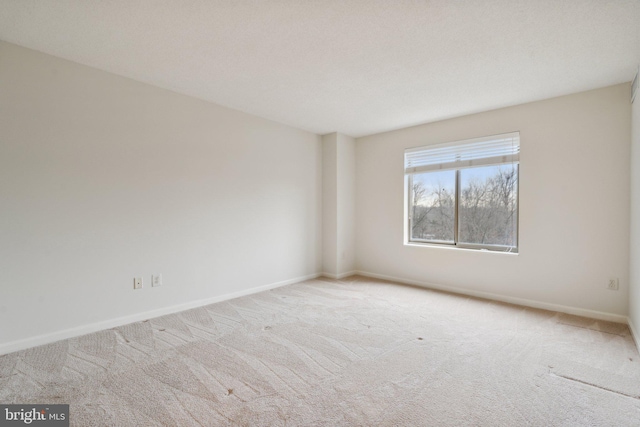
[405,134,520,254]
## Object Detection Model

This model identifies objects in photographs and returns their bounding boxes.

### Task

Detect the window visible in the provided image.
[405,132,519,253]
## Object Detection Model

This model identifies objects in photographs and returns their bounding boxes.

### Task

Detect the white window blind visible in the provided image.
[404,132,520,174]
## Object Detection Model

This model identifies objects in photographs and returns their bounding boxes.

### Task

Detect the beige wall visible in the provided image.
[322,133,338,275]
[336,133,356,275]
[322,132,356,277]
[356,84,631,319]
[0,41,322,352]
[630,81,640,341]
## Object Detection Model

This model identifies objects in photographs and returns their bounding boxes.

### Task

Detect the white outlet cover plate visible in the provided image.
[152,274,162,287]
[134,277,143,290]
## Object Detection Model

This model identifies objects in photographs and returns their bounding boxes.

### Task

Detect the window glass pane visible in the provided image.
[458,164,518,247]
[410,170,455,243]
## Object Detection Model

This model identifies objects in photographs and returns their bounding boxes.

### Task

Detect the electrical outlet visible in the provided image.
[152,274,162,287]
[134,277,143,290]
[608,277,619,291]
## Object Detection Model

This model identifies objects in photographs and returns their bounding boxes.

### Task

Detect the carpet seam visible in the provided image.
[549,371,639,400]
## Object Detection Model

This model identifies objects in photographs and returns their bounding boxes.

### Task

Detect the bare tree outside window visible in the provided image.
[458,165,518,247]
[410,170,455,242]
[409,165,518,251]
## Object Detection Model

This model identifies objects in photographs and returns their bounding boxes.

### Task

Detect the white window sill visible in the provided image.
[404,242,519,255]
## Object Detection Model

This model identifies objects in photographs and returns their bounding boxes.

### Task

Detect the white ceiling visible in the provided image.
[1,1,639,137]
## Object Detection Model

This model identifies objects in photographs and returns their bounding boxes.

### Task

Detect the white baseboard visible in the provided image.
[355,270,628,324]
[628,317,640,354]
[321,270,358,280]
[0,272,322,356]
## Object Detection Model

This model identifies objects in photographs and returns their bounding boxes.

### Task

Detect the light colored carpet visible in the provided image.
[1,276,639,426]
